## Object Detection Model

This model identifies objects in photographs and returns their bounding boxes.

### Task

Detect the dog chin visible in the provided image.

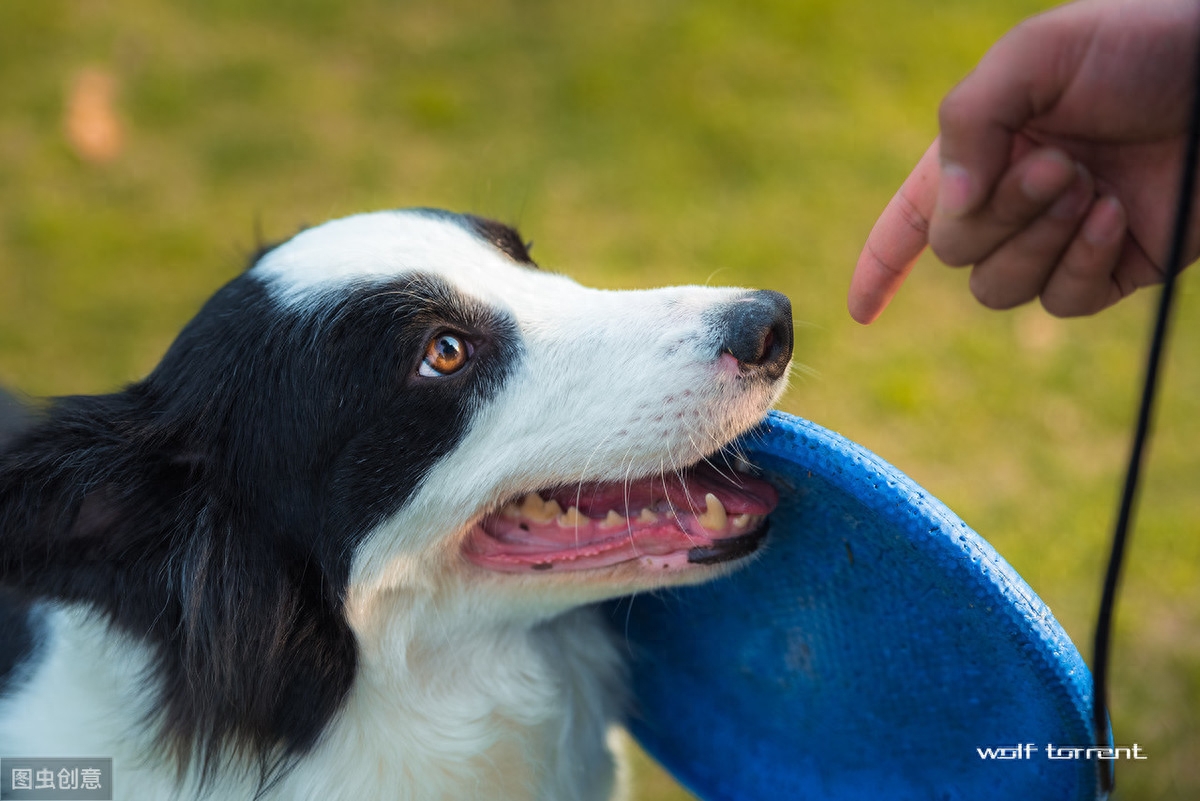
[0,209,795,801]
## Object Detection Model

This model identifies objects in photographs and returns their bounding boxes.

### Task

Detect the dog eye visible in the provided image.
[419,333,470,377]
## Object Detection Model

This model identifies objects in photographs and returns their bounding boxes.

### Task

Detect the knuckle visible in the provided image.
[969,268,1020,310]
[1039,291,1088,318]
[864,239,904,278]
[928,226,975,267]
[1112,270,1140,299]
[1040,270,1115,318]
[937,92,972,134]
[893,192,931,237]
[990,198,1041,229]
[1058,234,1120,284]
[992,177,1061,228]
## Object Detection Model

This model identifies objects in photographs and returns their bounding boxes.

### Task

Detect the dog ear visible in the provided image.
[0,392,358,784]
[162,523,359,784]
[0,387,220,606]
[0,407,172,594]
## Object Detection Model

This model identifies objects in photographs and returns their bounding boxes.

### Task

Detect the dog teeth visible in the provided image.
[557,506,585,527]
[600,510,625,528]
[520,493,562,524]
[734,456,755,474]
[505,494,748,533]
[697,493,727,531]
[520,493,544,513]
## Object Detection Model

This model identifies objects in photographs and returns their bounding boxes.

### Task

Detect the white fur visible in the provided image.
[0,210,789,800]
[0,604,624,801]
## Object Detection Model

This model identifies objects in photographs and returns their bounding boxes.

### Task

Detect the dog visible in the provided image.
[0,208,791,800]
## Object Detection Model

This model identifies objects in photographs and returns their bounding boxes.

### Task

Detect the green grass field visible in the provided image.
[1,1,1196,798]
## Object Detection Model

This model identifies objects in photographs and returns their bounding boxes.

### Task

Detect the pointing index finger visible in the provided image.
[849,139,941,324]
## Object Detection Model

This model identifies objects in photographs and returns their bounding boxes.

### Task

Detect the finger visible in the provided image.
[1039,195,1130,317]
[929,147,1077,267]
[937,15,1079,217]
[967,163,1094,310]
[849,140,941,324]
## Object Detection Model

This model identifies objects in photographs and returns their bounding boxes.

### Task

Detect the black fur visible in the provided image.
[0,586,39,699]
[0,240,522,785]
[0,393,40,701]
[0,389,31,451]
[461,214,537,266]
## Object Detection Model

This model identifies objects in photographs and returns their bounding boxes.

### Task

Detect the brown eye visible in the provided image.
[419,333,469,377]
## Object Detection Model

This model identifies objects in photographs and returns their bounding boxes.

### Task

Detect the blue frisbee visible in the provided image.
[605,411,1104,801]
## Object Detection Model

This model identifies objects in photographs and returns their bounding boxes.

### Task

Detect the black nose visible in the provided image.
[718,290,793,381]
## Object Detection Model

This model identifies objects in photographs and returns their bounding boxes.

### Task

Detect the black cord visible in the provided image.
[1090,20,1200,796]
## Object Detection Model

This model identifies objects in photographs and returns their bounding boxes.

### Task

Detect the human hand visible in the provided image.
[849,0,1200,324]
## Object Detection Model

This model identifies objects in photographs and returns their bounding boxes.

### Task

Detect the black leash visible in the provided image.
[1090,21,1200,795]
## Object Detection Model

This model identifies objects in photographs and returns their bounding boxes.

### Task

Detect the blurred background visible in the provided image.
[0,1,1196,798]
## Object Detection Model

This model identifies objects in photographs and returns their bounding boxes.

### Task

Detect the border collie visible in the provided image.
[0,209,791,800]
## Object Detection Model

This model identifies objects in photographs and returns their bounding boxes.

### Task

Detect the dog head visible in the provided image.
[0,208,791,773]
[245,209,791,609]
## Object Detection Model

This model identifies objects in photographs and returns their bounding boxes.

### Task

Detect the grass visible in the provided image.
[1,1,1197,798]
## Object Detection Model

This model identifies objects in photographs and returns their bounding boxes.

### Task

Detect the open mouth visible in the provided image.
[463,461,778,573]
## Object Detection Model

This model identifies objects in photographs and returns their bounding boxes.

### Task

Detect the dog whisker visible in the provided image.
[0,208,791,800]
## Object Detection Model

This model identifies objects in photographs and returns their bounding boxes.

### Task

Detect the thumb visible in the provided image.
[935,10,1081,217]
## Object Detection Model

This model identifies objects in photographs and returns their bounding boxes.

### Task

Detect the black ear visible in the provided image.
[0,394,180,593]
[463,214,537,266]
[0,389,358,787]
